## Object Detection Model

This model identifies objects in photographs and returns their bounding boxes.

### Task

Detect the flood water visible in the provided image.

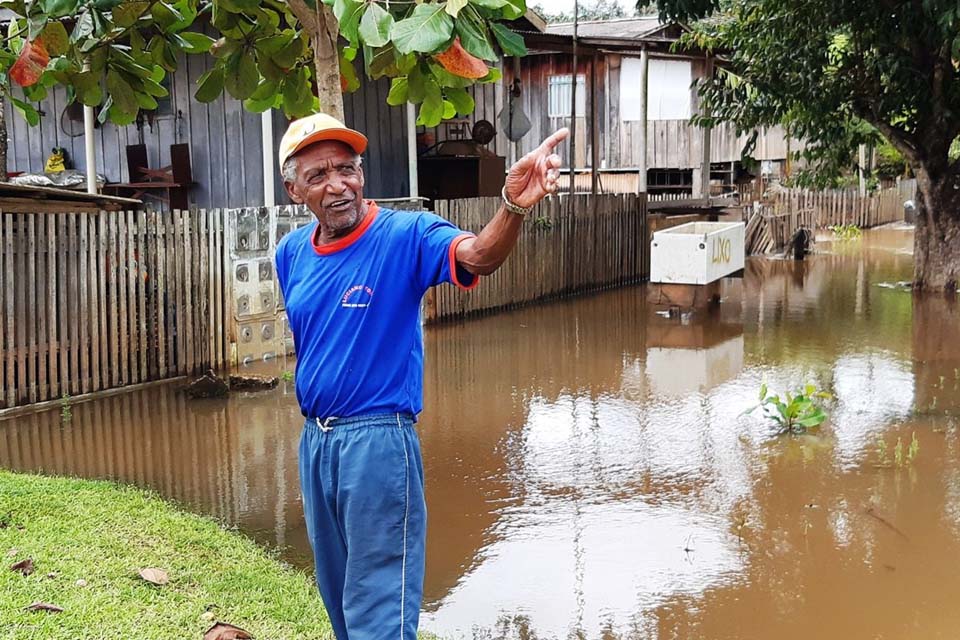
[3,225,960,639]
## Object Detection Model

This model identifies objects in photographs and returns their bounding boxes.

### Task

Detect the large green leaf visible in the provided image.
[501,0,525,20]
[445,87,474,115]
[358,3,393,48]
[39,0,79,18]
[391,4,454,54]
[178,31,215,53]
[112,1,149,27]
[446,0,468,17]
[40,22,69,57]
[194,67,224,102]
[387,77,408,105]
[468,0,508,9]
[333,0,365,46]
[417,75,443,126]
[152,2,184,31]
[490,23,526,56]
[106,69,138,116]
[10,97,40,126]
[224,52,259,99]
[272,36,305,69]
[455,14,497,61]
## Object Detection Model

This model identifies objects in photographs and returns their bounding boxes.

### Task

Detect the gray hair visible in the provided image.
[281,153,362,183]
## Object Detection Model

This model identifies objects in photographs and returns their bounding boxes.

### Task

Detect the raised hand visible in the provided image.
[504,128,570,209]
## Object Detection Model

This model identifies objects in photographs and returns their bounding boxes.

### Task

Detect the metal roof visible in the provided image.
[546,17,667,39]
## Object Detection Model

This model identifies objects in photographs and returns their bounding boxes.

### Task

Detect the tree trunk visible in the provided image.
[288,0,344,122]
[913,168,960,293]
[0,88,8,182]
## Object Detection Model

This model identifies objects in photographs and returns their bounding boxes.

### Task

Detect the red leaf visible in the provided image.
[10,39,50,87]
[10,558,34,576]
[25,601,63,613]
[434,38,489,79]
[203,622,253,639]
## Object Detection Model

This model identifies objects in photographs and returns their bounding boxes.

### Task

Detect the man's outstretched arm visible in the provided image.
[455,128,569,276]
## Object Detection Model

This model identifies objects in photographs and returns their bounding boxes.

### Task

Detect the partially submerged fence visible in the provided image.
[745,186,906,254]
[0,210,229,409]
[429,193,649,322]
[2,195,649,408]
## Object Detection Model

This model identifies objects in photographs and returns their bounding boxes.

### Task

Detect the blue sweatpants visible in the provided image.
[299,413,427,640]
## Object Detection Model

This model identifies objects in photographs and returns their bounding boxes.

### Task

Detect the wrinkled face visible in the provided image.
[284,141,365,237]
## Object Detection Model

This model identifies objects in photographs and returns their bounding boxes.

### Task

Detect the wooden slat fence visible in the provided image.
[427,193,648,322]
[0,209,229,409]
[745,186,906,255]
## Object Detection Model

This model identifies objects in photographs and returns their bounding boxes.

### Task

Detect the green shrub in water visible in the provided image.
[828,224,863,241]
[744,383,833,435]
[876,431,920,468]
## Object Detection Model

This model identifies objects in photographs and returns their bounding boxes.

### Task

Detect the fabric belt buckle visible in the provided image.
[316,416,338,433]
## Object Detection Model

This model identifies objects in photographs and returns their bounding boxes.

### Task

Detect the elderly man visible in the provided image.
[275,112,567,640]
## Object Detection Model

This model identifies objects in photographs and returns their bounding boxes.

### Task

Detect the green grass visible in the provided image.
[0,471,333,639]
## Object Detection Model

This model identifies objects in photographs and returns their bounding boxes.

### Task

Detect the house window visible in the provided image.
[619,58,692,120]
[548,74,586,117]
[149,74,174,116]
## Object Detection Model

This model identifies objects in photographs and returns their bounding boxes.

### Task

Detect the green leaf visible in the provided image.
[281,68,313,117]
[141,76,169,97]
[333,0,365,46]
[416,75,443,126]
[243,94,278,113]
[112,1,149,27]
[39,0,78,18]
[70,12,94,42]
[107,69,138,116]
[136,92,159,110]
[220,0,260,11]
[10,97,40,126]
[758,383,768,401]
[250,79,279,101]
[478,66,501,83]
[365,44,399,79]
[446,0,468,17]
[152,2,184,31]
[391,4,455,54]
[490,23,526,56]
[108,102,138,126]
[442,99,456,119]
[407,64,426,102]
[455,14,497,61]
[342,45,358,62]
[77,82,104,106]
[501,0,524,19]
[224,52,260,99]
[272,37,305,69]
[194,67,224,102]
[40,21,69,56]
[468,0,508,8]
[445,87,474,115]
[178,31,215,53]
[430,63,474,88]
[387,77,408,105]
[358,3,394,48]
[258,56,285,82]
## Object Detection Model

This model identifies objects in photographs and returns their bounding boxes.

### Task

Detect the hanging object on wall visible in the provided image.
[498,78,531,142]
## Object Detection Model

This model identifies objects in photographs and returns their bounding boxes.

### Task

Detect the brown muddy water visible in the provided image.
[3,225,960,639]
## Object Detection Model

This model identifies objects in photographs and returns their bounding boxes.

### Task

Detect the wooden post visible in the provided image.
[637,46,649,194]
[569,0,578,194]
[590,53,600,197]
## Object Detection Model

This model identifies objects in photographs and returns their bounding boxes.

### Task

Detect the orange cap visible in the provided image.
[278,113,368,169]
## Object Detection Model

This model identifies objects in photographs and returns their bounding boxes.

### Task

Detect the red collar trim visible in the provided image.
[311,201,379,256]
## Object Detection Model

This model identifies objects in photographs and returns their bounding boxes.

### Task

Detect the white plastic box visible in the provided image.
[650,221,745,285]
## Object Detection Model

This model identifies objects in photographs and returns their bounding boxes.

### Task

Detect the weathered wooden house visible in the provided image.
[2,13,792,209]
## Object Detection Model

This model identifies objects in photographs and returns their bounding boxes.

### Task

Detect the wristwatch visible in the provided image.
[501,187,533,217]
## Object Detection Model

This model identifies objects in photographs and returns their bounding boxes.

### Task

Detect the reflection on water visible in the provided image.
[3,226,960,639]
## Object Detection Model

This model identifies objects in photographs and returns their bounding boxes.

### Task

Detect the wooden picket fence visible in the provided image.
[427,193,648,322]
[0,210,230,409]
[745,186,906,254]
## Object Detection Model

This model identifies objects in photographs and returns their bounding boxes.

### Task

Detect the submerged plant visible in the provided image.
[875,431,920,468]
[744,383,833,435]
[828,224,863,241]
[280,370,295,383]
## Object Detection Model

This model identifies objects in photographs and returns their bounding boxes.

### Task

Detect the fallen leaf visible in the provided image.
[25,601,63,613]
[138,567,169,585]
[9,39,50,87]
[10,558,34,576]
[200,611,216,622]
[6,548,18,558]
[75,578,87,587]
[203,622,253,639]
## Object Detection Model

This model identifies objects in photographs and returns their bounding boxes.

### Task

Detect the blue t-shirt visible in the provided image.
[275,202,477,419]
